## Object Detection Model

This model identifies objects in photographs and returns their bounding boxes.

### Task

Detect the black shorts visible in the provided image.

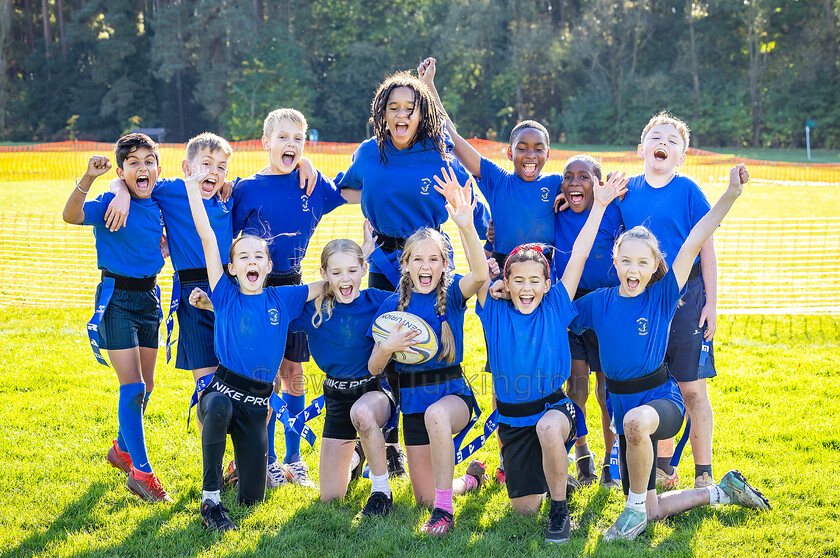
[666,275,715,382]
[266,274,310,363]
[174,278,218,371]
[322,375,395,440]
[617,398,683,495]
[368,271,397,292]
[568,328,602,372]
[402,393,475,446]
[498,401,577,499]
[95,283,160,351]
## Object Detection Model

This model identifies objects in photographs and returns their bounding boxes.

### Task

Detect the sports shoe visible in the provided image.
[106,439,132,474]
[386,444,407,478]
[718,470,771,510]
[694,472,715,488]
[495,466,506,485]
[655,467,679,490]
[266,460,289,489]
[285,459,317,489]
[127,468,172,503]
[355,491,393,521]
[463,460,488,492]
[600,464,620,490]
[200,499,237,532]
[350,440,366,481]
[566,474,582,496]
[576,452,598,485]
[223,460,238,488]
[603,507,648,542]
[545,504,571,544]
[420,507,454,536]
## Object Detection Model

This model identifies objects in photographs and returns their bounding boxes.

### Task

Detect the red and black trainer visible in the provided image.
[127,468,172,503]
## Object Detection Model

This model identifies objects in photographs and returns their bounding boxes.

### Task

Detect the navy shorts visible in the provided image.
[666,275,716,382]
[568,328,603,372]
[265,274,310,363]
[402,393,474,446]
[498,401,577,499]
[95,283,160,351]
[175,279,219,371]
[322,376,396,440]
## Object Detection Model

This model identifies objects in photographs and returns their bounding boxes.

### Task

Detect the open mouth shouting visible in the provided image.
[519,293,535,308]
[522,162,538,178]
[246,269,261,283]
[625,277,640,292]
[418,272,433,288]
[653,147,669,161]
[135,174,151,192]
[567,189,585,207]
[281,150,296,166]
[201,176,217,194]
[393,122,410,138]
[338,284,354,298]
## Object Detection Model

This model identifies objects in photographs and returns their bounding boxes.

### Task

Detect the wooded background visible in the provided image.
[1,0,838,148]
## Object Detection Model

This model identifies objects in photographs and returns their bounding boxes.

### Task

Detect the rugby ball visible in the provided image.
[371,311,439,365]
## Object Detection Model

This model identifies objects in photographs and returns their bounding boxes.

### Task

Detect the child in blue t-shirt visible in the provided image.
[183,160,323,532]
[617,112,719,489]
[289,225,396,518]
[367,168,490,536]
[475,170,629,545]
[62,133,170,503]
[571,165,770,542]
[552,154,624,488]
[231,108,354,489]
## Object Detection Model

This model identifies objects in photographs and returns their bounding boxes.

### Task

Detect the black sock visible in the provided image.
[550,499,568,514]
[695,464,713,478]
[601,462,612,483]
[657,457,675,475]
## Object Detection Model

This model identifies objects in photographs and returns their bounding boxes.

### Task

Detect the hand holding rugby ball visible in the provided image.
[372,311,439,364]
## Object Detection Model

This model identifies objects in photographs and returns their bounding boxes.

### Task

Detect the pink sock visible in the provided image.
[434,488,454,514]
[461,473,479,491]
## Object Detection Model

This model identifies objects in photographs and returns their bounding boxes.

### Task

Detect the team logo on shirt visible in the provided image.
[636,318,649,336]
[268,308,280,325]
[420,177,432,195]
[300,195,310,212]
[541,187,550,202]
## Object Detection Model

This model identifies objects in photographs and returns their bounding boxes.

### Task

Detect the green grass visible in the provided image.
[1,309,839,557]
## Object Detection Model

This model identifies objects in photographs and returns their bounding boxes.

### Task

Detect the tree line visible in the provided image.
[1,0,838,148]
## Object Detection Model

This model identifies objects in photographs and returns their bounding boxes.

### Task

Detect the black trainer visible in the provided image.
[351,440,366,481]
[201,499,237,532]
[386,444,407,478]
[545,502,571,544]
[356,491,393,520]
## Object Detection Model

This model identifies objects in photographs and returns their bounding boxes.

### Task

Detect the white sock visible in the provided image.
[350,450,361,471]
[706,484,731,505]
[203,490,221,505]
[626,490,647,513]
[371,472,391,497]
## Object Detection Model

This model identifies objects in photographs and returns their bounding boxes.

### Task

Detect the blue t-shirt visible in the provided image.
[337,135,473,239]
[477,157,562,255]
[368,274,471,413]
[552,202,623,292]
[81,192,164,278]
[231,170,345,274]
[476,287,577,427]
[152,178,233,270]
[210,277,308,384]
[570,269,686,434]
[617,173,711,267]
[290,289,392,380]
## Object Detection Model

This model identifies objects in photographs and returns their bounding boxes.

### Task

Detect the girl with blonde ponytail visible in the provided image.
[368,167,490,536]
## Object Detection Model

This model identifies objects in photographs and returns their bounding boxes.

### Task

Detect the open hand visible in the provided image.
[594,171,628,207]
[381,322,421,355]
[553,192,569,213]
[361,219,378,260]
[434,166,476,229]
[104,177,130,231]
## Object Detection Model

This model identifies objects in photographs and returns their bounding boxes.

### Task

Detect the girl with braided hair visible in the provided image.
[367,168,490,536]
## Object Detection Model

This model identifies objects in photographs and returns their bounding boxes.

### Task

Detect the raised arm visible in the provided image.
[560,172,629,299]
[672,164,748,290]
[418,57,483,177]
[432,167,489,299]
[63,155,112,224]
[184,166,224,290]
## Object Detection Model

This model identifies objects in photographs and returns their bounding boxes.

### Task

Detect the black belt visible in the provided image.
[375,227,443,253]
[177,267,208,283]
[265,270,302,287]
[605,363,669,395]
[688,261,701,281]
[102,271,156,292]
[403,365,463,389]
[574,287,593,301]
[213,364,274,397]
[323,375,380,401]
[495,385,567,418]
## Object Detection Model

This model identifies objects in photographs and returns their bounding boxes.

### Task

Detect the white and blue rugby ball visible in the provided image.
[371,311,439,365]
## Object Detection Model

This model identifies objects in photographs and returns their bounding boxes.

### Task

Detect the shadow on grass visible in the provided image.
[2,482,109,558]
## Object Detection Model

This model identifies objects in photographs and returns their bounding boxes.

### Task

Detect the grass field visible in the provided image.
[1,310,839,557]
